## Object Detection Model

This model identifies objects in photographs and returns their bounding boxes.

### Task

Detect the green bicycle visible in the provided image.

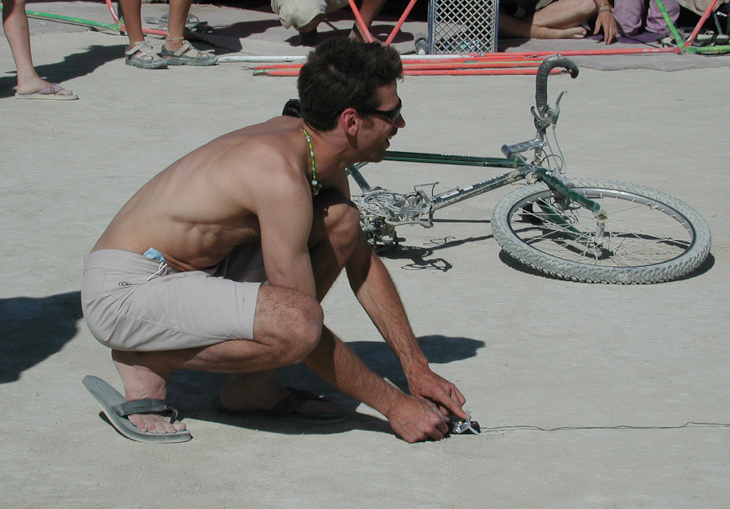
[344,56,712,284]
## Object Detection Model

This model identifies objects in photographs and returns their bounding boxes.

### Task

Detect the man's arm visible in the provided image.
[345,232,467,419]
[305,326,451,443]
[254,169,319,297]
[254,166,461,440]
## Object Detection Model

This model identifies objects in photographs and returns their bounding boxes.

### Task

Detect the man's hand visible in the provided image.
[387,394,450,443]
[407,367,467,420]
[594,11,617,44]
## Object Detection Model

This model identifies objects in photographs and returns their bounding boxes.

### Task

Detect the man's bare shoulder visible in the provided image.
[212,116,303,159]
[195,117,311,206]
[175,116,307,188]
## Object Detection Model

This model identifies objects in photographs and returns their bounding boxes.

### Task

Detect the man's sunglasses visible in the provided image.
[358,99,403,123]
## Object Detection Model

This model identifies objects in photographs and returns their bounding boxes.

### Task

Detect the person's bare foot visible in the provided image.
[219,371,342,416]
[559,26,587,39]
[536,26,587,39]
[112,350,187,434]
[16,75,75,97]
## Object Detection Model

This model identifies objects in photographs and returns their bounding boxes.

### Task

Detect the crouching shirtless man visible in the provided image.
[82,38,467,443]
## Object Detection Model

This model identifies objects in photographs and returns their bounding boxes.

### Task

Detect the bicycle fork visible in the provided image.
[534,168,609,249]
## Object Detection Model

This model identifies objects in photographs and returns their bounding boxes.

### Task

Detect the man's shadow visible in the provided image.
[0,44,123,98]
[0,291,83,383]
[177,335,484,438]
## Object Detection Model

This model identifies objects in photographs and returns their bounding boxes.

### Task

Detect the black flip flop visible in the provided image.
[215,388,346,424]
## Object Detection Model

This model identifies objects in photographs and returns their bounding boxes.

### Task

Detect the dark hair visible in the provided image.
[297,38,403,131]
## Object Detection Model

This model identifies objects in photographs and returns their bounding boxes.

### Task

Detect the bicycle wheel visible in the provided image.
[491,178,712,284]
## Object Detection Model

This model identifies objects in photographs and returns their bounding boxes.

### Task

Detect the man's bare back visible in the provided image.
[93,116,314,271]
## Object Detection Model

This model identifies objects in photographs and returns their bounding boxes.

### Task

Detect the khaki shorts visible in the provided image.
[271,0,349,29]
[82,246,265,351]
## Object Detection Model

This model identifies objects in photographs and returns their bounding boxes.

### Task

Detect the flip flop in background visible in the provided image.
[215,387,346,424]
[15,83,78,100]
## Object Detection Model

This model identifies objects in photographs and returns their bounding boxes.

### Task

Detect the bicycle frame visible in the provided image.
[348,58,606,248]
[348,154,603,242]
[279,57,605,249]
[344,57,710,283]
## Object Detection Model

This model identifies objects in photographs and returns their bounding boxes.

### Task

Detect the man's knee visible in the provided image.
[282,294,324,363]
[254,285,324,364]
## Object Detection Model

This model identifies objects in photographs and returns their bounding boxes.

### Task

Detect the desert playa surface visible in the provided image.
[2,2,729,506]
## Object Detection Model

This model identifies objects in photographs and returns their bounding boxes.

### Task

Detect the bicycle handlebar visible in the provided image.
[535,55,579,113]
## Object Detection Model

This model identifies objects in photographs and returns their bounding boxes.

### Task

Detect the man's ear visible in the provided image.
[340,108,360,136]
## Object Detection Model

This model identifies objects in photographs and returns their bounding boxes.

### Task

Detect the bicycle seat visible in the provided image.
[282,98,302,118]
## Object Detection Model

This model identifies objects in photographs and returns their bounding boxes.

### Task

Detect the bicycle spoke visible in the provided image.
[502,183,700,271]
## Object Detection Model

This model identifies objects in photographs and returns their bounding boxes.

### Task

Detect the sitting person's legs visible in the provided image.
[270,0,391,45]
[645,0,679,34]
[499,0,593,39]
[532,0,597,28]
[613,0,646,35]
[613,0,679,37]
[499,0,613,39]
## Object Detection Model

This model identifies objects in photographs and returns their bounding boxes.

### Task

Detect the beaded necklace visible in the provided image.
[301,127,321,196]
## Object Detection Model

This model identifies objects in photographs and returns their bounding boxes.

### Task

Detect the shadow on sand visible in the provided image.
[0,44,123,98]
[175,334,485,439]
[0,291,83,383]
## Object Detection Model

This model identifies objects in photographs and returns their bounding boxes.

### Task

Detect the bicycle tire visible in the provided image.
[491,178,712,284]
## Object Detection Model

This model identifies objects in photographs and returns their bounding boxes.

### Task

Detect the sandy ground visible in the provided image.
[2,2,730,507]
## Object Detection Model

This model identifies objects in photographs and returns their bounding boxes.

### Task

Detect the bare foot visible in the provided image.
[560,26,588,39]
[16,76,75,97]
[220,371,342,416]
[536,26,587,39]
[112,350,187,434]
